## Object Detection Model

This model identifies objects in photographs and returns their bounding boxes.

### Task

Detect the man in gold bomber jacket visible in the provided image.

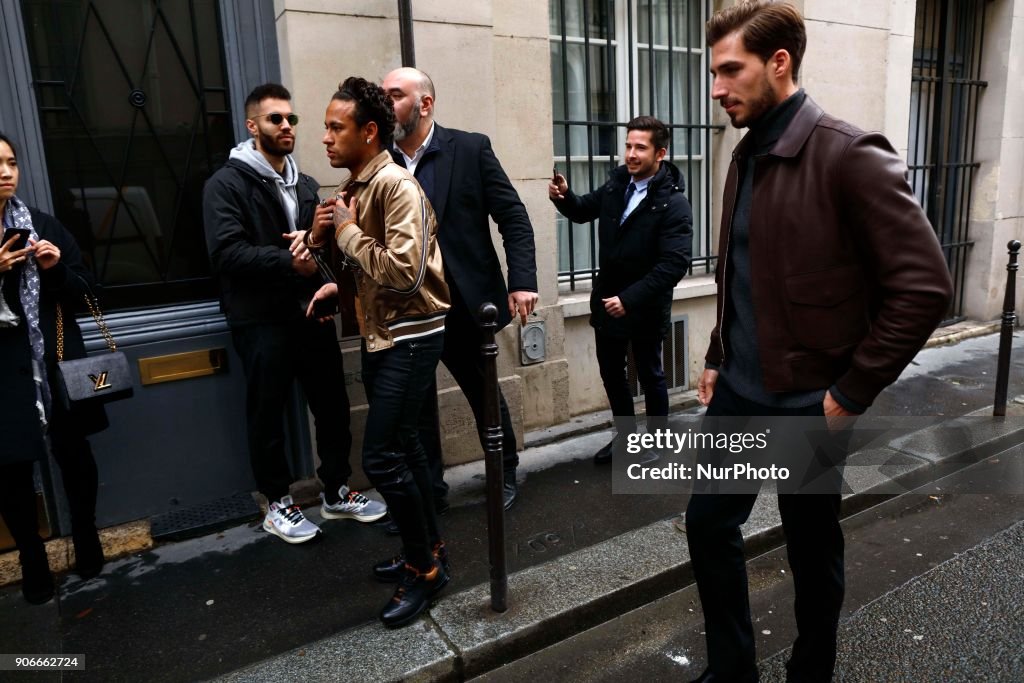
[305,76,450,629]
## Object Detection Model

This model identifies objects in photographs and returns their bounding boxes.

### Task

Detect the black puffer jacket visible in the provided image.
[203,159,322,326]
[553,161,692,338]
[1,210,107,465]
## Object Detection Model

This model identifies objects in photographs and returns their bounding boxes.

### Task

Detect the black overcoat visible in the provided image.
[553,161,693,338]
[1,209,107,465]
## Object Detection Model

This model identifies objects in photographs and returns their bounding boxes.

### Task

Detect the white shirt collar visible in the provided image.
[395,122,435,174]
[630,174,653,192]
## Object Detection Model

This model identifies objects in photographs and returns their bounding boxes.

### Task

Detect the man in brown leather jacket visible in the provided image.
[686,3,952,682]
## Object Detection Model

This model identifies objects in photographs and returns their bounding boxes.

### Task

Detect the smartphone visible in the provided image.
[311,297,339,318]
[552,166,559,180]
[2,227,31,251]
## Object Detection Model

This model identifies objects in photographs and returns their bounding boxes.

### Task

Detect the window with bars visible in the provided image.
[907,0,987,323]
[549,0,715,291]
[21,0,234,309]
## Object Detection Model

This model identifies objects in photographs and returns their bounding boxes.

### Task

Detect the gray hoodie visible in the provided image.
[228,139,300,233]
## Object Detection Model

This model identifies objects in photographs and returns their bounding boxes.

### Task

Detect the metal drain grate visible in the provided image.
[150,492,260,542]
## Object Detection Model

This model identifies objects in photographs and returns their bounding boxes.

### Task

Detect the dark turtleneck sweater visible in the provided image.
[717,88,826,408]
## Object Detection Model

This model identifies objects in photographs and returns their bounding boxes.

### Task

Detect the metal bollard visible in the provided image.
[994,240,1021,417]
[478,303,508,612]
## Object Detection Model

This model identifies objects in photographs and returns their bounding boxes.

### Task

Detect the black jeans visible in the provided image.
[685,378,845,682]
[594,329,668,429]
[362,334,444,569]
[417,299,518,501]
[231,320,352,502]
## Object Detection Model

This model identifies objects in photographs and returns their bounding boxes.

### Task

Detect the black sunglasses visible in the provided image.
[253,112,299,126]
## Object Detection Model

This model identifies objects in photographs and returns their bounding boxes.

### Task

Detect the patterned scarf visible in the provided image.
[0,196,49,425]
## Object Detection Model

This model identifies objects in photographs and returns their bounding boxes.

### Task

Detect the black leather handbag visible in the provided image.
[54,293,133,410]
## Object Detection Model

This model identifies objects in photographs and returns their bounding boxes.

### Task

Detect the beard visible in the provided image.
[393,97,422,142]
[258,128,293,157]
[728,73,778,128]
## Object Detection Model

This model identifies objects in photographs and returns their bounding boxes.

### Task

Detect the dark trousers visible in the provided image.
[231,320,352,503]
[0,423,99,569]
[685,378,845,682]
[417,299,518,501]
[594,329,668,428]
[363,334,444,569]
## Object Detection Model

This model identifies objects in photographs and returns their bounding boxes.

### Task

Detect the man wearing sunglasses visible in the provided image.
[204,83,386,545]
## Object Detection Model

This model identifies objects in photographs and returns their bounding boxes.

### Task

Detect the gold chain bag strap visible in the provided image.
[54,290,134,410]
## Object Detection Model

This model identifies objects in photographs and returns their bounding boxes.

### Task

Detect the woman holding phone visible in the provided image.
[0,132,107,604]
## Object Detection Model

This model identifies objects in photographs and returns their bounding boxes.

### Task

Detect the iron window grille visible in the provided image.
[21,0,234,310]
[550,0,718,292]
[907,0,988,323]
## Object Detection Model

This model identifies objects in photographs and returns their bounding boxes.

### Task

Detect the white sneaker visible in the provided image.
[320,485,388,523]
[263,496,322,544]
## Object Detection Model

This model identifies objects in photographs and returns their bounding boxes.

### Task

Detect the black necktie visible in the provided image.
[621,182,637,224]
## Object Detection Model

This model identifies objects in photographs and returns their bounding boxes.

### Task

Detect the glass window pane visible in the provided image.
[639,0,702,47]
[638,48,702,154]
[552,41,616,158]
[562,0,613,40]
[551,0,710,285]
[555,159,616,277]
[670,160,705,259]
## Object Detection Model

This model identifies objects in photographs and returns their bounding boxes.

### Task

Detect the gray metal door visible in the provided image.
[6,0,306,534]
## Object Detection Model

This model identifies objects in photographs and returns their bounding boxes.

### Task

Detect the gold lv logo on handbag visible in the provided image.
[89,371,112,391]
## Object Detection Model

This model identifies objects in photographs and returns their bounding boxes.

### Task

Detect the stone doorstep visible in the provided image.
[0,519,152,588]
[218,418,1024,683]
[924,319,1001,348]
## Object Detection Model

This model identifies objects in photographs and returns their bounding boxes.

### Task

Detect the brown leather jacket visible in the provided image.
[322,151,450,352]
[705,96,953,408]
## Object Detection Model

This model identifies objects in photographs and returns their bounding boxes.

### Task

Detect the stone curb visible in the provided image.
[923,320,1000,348]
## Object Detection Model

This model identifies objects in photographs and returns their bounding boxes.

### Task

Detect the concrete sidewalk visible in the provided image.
[218,332,1024,682]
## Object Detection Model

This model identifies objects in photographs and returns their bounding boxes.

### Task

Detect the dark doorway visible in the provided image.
[21,0,235,310]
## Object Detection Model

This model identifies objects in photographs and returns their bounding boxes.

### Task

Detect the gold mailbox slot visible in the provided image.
[138,348,228,386]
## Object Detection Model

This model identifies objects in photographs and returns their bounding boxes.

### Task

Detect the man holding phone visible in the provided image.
[549,116,692,462]
[203,83,385,545]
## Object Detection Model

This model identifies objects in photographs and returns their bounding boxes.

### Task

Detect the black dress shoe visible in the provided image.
[502,470,518,510]
[689,668,759,683]
[594,438,615,464]
[379,560,450,628]
[373,542,450,582]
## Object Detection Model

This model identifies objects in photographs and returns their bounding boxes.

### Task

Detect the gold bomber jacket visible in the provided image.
[320,150,449,351]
